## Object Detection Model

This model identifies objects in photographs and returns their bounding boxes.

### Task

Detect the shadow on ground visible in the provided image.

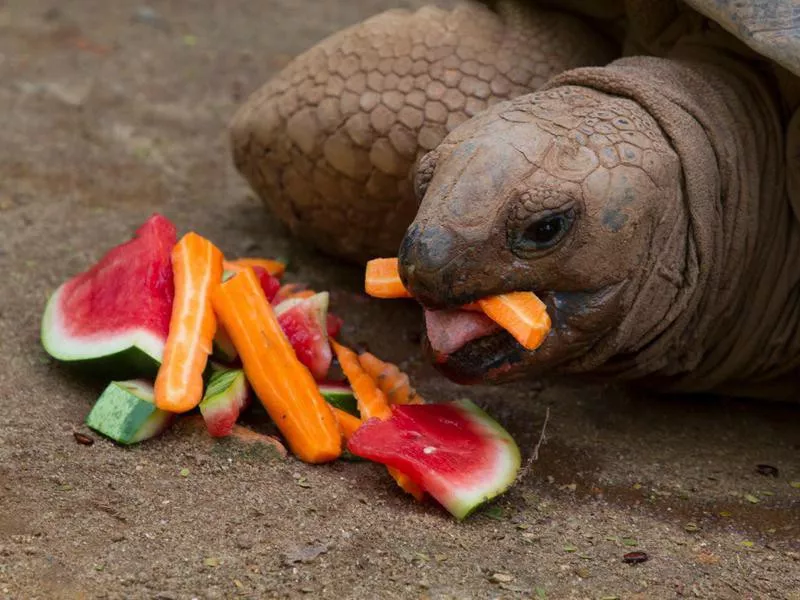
[0,1,797,599]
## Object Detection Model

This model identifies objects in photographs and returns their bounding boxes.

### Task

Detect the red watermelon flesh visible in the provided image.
[347,399,521,520]
[274,292,333,381]
[326,313,343,338]
[41,214,177,372]
[199,369,251,437]
[252,266,280,302]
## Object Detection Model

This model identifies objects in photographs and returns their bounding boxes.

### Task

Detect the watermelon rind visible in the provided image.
[446,399,521,520]
[199,369,250,437]
[212,325,239,364]
[41,284,165,378]
[85,380,174,445]
[348,398,521,520]
[319,383,359,417]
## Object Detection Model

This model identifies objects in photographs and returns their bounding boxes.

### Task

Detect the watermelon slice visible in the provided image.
[85,379,175,445]
[274,292,333,381]
[199,368,251,437]
[40,214,176,377]
[347,399,521,520]
[253,266,281,302]
[326,313,343,339]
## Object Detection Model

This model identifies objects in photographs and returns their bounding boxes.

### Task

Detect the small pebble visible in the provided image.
[73,432,94,446]
[490,573,514,584]
[756,464,779,477]
[622,551,648,564]
[236,535,254,550]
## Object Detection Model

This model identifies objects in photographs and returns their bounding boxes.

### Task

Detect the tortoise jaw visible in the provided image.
[420,286,624,384]
[424,330,528,385]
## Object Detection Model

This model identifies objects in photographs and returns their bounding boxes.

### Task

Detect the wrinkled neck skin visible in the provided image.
[404,42,800,397]
[541,49,800,396]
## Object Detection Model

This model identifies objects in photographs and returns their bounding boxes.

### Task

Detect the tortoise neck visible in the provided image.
[544,55,800,396]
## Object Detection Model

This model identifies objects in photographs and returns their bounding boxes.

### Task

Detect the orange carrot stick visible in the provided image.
[331,340,392,421]
[331,406,362,440]
[364,258,412,299]
[331,340,424,500]
[477,292,551,351]
[357,352,422,405]
[211,268,341,463]
[155,233,223,413]
[227,257,286,278]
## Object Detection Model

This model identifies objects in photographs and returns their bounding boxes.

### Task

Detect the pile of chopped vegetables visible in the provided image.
[40,214,539,520]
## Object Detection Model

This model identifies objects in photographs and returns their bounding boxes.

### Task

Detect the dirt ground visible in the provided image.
[0,1,798,599]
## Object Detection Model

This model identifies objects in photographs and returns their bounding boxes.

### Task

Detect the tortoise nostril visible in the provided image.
[398,223,462,305]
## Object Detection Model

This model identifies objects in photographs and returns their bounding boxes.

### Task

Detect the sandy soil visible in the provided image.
[0,1,798,599]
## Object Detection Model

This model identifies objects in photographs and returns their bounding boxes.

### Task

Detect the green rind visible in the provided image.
[40,284,165,379]
[319,384,359,417]
[199,369,249,435]
[446,399,522,520]
[212,327,239,364]
[85,380,173,445]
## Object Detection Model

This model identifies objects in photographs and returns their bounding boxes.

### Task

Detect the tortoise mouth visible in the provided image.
[423,329,528,384]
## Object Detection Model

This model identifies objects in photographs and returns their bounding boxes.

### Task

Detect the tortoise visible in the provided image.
[230,0,800,399]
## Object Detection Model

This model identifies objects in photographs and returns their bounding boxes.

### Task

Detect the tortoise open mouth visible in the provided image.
[419,298,552,384]
[423,328,528,384]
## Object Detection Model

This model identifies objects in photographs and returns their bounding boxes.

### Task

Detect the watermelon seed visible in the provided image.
[422,446,436,455]
[489,572,514,584]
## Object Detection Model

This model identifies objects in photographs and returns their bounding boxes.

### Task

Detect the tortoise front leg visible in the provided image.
[230,1,615,263]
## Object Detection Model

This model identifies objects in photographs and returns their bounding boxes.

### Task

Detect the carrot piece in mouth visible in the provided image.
[477,292,551,351]
[155,232,223,413]
[364,258,413,299]
[211,267,342,464]
[364,257,551,352]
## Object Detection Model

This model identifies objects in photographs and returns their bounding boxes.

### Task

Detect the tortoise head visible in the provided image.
[398,86,682,383]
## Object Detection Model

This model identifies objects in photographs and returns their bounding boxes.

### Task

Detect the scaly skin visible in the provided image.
[231,1,616,263]
[399,48,800,398]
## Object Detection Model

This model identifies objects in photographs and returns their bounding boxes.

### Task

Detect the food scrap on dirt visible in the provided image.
[364,258,552,351]
[40,214,523,520]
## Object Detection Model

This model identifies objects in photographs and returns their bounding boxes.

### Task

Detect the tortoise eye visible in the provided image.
[513,210,575,253]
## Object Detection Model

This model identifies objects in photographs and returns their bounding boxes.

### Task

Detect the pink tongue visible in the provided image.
[424,309,501,355]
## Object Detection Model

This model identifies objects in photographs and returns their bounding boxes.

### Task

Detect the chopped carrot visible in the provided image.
[155,233,223,413]
[226,257,286,278]
[364,258,412,299]
[272,283,309,304]
[284,289,315,301]
[211,268,341,463]
[331,340,424,500]
[331,340,392,421]
[331,406,362,440]
[478,292,551,351]
[358,352,422,405]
